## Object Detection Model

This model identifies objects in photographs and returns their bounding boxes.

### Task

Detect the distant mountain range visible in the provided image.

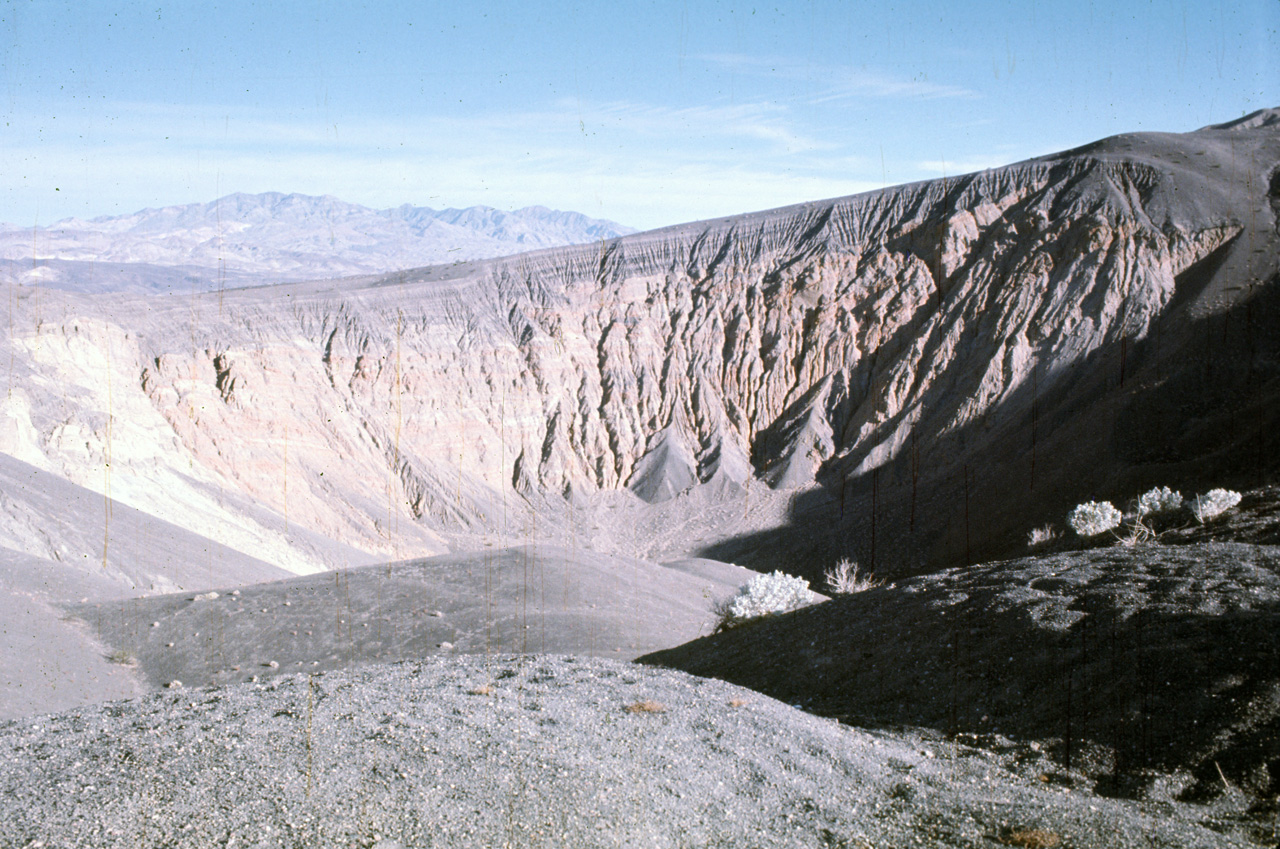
[0,193,636,292]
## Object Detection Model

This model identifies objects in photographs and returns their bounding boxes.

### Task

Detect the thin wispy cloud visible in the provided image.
[1,1,1274,233]
[0,97,873,230]
[698,53,978,103]
[809,71,977,103]
[25,98,834,160]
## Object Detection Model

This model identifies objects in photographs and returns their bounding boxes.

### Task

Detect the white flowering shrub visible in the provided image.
[1137,486,1183,517]
[1067,501,1122,537]
[714,570,816,631]
[1190,488,1242,523]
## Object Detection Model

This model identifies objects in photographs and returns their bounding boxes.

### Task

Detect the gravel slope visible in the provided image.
[0,656,1251,848]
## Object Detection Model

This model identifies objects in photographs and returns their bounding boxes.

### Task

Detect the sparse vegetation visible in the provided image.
[713,570,817,632]
[105,649,135,666]
[823,559,882,594]
[1067,501,1122,537]
[1047,485,1244,547]
[1026,524,1059,548]
[1190,488,1242,522]
[1137,486,1183,517]
[1111,515,1155,547]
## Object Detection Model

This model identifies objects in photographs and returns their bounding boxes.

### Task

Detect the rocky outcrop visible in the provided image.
[1,110,1276,577]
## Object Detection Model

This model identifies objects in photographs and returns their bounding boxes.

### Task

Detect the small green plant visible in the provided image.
[823,559,882,594]
[106,649,136,666]
[1067,501,1122,537]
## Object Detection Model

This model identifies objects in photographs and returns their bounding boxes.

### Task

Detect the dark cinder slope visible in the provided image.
[70,545,759,693]
[642,490,1280,810]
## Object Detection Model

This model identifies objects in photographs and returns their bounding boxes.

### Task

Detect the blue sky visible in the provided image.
[1,0,1277,231]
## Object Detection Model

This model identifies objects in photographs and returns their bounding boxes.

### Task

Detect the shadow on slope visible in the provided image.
[697,252,1280,584]
[642,541,1280,805]
[71,546,758,692]
[0,453,299,719]
[0,547,144,719]
[0,453,294,595]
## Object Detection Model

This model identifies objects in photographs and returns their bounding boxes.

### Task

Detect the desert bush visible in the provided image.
[714,570,816,631]
[105,649,135,666]
[1137,486,1183,517]
[1190,488,1242,522]
[1026,524,1059,548]
[1067,501,1122,537]
[823,559,881,594]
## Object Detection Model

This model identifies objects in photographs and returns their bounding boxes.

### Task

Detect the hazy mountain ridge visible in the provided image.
[0,192,635,291]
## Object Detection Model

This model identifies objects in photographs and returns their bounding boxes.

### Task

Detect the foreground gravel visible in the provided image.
[0,656,1249,848]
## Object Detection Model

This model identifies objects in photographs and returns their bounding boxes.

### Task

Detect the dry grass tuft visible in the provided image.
[823,559,883,594]
[624,699,666,714]
[997,828,1061,848]
[105,649,136,666]
[1111,515,1156,547]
